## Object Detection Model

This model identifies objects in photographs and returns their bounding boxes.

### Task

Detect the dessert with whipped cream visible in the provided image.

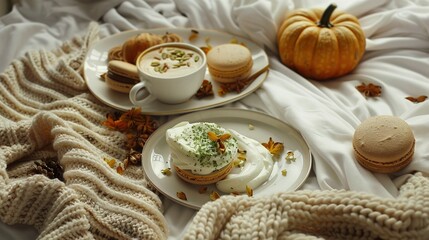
[216,129,274,193]
[166,122,238,185]
[166,121,275,192]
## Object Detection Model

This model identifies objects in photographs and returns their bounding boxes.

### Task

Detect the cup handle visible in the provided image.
[129,81,156,106]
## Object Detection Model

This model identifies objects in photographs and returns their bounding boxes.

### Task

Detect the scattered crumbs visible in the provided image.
[209,191,220,201]
[198,186,208,194]
[161,168,171,176]
[285,151,296,164]
[246,185,253,197]
[116,163,124,175]
[248,124,255,130]
[189,29,199,41]
[104,157,116,168]
[281,169,287,176]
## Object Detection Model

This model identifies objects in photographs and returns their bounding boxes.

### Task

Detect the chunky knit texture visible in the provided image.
[184,172,429,239]
[0,23,167,239]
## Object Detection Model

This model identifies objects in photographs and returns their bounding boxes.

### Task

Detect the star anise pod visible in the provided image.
[406,95,427,103]
[218,79,249,96]
[195,80,214,99]
[119,107,147,129]
[136,115,158,134]
[356,83,382,97]
[126,132,149,151]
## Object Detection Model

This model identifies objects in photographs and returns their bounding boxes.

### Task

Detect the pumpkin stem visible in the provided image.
[318,3,337,28]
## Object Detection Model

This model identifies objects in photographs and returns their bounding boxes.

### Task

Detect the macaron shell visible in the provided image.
[173,161,234,185]
[354,141,414,173]
[352,115,415,173]
[104,74,136,93]
[105,60,140,93]
[108,60,139,81]
[207,44,253,83]
[209,60,253,83]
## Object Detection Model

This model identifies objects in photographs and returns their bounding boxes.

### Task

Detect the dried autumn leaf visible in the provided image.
[262,137,284,156]
[177,192,187,200]
[246,185,253,197]
[102,113,128,132]
[210,191,221,201]
[356,83,382,97]
[406,95,427,103]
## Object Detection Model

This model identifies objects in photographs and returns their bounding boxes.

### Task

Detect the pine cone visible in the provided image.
[33,158,64,181]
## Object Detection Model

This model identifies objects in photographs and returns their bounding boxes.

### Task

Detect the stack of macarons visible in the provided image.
[206,43,253,83]
[104,60,140,93]
[352,115,415,173]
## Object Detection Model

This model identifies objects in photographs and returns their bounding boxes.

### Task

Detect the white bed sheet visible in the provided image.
[1,0,428,239]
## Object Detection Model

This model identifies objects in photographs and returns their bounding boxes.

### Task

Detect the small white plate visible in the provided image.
[83,28,269,115]
[142,109,312,209]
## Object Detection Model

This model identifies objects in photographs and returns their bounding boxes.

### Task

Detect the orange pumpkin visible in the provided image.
[277,4,366,80]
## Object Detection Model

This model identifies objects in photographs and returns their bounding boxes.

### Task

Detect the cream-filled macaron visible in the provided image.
[105,60,140,93]
[207,43,253,83]
[352,115,415,173]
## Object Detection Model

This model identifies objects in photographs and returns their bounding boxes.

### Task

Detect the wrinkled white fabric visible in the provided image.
[1,0,429,239]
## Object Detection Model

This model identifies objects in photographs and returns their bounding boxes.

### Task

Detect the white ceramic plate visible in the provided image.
[83,28,269,115]
[142,109,312,209]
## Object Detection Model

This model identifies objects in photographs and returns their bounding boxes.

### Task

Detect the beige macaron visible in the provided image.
[105,60,140,93]
[173,161,234,185]
[352,115,415,173]
[207,43,253,83]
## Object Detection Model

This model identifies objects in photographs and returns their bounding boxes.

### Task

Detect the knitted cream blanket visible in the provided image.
[1,23,428,240]
[0,23,167,239]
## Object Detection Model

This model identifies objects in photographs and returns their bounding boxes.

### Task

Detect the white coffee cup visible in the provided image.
[129,42,207,105]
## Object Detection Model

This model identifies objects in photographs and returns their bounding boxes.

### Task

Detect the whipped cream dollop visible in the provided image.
[216,129,274,193]
[166,122,238,175]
